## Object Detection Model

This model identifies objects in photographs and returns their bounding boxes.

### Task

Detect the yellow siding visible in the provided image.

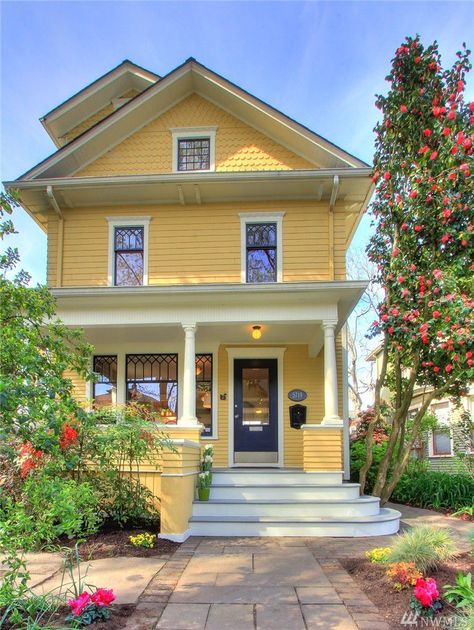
[56,200,331,287]
[76,93,315,176]
[47,212,58,286]
[61,89,140,145]
[303,427,343,471]
[64,369,87,402]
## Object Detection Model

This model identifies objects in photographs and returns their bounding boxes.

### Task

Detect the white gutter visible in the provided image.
[46,186,64,287]
[328,175,340,280]
[5,167,371,190]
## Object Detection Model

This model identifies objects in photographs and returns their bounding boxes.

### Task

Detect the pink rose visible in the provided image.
[68,592,91,616]
[91,588,115,607]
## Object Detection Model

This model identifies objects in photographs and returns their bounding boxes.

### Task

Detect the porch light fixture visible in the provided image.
[251,325,262,340]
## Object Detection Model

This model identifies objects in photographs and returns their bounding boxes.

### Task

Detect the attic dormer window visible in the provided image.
[171,127,217,173]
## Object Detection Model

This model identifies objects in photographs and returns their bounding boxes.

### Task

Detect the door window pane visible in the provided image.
[196,354,213,435]
[126,354,178,420]
[242,367,269,425]
[93,355,117,407]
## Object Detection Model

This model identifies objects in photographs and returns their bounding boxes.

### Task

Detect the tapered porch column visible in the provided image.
[179,323,198,426]
[322,320,342,425]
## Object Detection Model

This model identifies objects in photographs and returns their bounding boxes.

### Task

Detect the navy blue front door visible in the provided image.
[233,359,278,464]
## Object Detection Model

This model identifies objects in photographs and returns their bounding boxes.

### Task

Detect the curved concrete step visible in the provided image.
[210,483,361,501]
[189,507,401,537]
[192,496,380,518]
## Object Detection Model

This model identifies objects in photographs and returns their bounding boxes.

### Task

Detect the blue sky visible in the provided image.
[1,0,473,284]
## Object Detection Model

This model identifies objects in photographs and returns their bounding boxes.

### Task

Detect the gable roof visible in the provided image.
[19,57,368,180]
[40,60,159,148]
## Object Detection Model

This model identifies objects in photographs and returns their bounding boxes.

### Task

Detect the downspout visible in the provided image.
[328,175,340,281]
[46,186,64,288]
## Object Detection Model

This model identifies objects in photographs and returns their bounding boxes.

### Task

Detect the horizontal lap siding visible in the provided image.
[64,369,87,402]
[77,93,314,177]
[201,344,229,467]
[47,213,58,286]
[56,200,332,287]
[303,430,343,471]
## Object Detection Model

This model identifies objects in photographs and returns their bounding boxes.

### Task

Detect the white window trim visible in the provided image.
[106,217,151,287]
[171,127,217,173]
[239,212,285,284]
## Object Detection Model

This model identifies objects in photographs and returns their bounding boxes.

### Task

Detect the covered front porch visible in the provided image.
[55,281,366,472]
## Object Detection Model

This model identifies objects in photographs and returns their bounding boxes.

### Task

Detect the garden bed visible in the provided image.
[341,553,472,629]
[60,527,180,559]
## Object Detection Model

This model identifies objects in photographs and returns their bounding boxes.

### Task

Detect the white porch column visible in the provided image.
[179,323,198,426]
[322,320,342,425]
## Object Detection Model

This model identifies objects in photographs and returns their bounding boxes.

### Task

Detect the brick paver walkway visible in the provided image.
[125,536,395,630]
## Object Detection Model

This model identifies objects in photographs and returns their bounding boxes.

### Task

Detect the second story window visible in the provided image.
[240,212,284,284]
[114,226,144,286]
[107,217,151,287]
[246,222,277,283]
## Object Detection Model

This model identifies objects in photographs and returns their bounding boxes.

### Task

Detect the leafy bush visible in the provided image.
[0,475,101,550]
[386,562,422,590]
[390,525,458,572]
[392,471,474,511]
[444,573,474,610]
[365,547,392,563]
[350,440,389,492]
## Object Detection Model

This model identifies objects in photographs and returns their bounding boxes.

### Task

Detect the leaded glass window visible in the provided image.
[246,222,277,283]
[126,354,178,420]
[196,354,213,435]
[93,355,117,407]
[114,226,144,286]
[177,138,210,171]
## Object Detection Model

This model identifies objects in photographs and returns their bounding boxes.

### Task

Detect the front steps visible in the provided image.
[189,469,401,537]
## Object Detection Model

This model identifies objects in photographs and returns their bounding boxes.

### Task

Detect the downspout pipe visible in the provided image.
[46,186,64,287]
[328,175,340,281]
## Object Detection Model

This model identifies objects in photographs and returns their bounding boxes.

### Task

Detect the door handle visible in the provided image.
[234,414,240,419]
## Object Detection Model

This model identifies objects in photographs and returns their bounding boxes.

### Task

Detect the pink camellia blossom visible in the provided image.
[91,588,116,607]
[433,269,442,279]
[68,592,91,616]
[432,311,441,319]
[400,104,407,113]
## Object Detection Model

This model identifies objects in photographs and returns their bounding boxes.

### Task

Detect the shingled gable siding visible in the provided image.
[76,93,315,176]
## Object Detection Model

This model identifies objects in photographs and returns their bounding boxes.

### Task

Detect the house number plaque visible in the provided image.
[288,389,307,402]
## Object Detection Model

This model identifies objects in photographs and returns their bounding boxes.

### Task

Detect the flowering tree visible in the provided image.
[359,36,474,503]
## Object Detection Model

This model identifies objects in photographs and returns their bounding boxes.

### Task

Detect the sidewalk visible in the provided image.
[388,502,474,550]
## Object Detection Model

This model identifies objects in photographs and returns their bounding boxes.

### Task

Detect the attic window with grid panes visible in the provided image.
[171,128,217,173]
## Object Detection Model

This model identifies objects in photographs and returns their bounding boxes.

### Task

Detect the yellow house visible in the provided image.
[6,58,400,539]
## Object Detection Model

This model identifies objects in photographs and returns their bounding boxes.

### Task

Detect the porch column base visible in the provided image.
[159,439,201,540]
[301,424,343,472]
[322,415,343,426]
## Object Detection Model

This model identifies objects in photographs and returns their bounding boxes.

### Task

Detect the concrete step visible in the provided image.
[212,469,343,486]
[189,507,401,537]
[192,495,380,518]
[210,483,361,501]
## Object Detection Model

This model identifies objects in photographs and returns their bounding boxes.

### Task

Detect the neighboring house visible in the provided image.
[5,58,400,538]
[367,345,474,473]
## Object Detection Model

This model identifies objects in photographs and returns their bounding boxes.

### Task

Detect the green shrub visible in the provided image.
[0,475,101,550]
[390,525,458,572]
[392,471,474,511]
[350,440,389,492]
[444,573,474,610]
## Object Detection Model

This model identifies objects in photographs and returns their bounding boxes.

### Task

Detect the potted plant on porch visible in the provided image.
[202,444,214,484]
[198,471,211,501]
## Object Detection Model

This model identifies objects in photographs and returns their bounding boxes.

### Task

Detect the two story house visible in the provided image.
[5,58,400,539]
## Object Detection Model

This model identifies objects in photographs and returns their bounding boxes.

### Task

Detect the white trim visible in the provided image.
[158,528,191,543]
[239,212,285,283]
[171,127,217,173]
[106,216,151,286]
[161,471,200,478]
[226,347,286,468]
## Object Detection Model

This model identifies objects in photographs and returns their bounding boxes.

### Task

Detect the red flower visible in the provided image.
[432,106,442,117]
[447,110,456,120]
[423,129,432,137]
[469,102,474,112]
[401,223,408,230]
[433,366,440,373]
[67,592,91,616]
[383,172,391,180]
[432,311,441,319]
[445,364,453,373]
[442,127,451,136]
[415,225,422,232]
[400,105,407,113]
[409,190,418,199]
[91,588,115,607]
[60,423,79,450]
[429,151,438,161]
[418,145,429,155]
